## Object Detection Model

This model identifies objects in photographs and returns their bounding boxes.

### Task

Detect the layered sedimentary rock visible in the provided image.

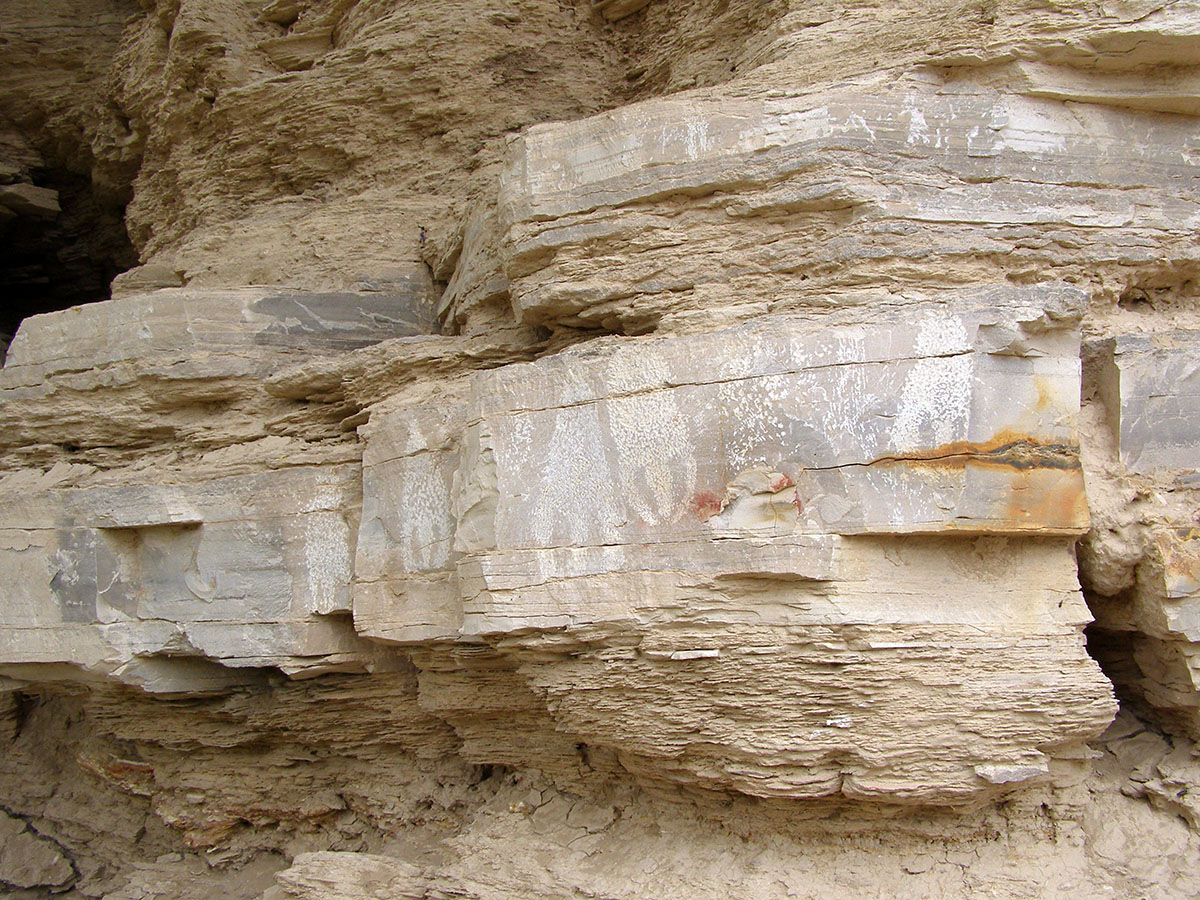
[0,278,1114,800]
[0,464,372,687]
[353,281,1112,801]
[0,283,437,472]
[2,2,1200,899]
[445,78,1200,335]
[0,282,438,686]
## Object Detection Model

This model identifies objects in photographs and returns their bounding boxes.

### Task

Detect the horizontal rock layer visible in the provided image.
[439,80,1200,333]
[0,277,1115,803]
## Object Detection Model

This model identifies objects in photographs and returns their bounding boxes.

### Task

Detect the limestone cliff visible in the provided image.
[1,2,1200,898]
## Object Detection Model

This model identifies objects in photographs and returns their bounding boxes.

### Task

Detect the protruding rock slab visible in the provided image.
[0,283,441,468]
[0,182,59,220]
[452,83,1200,332]
[0,464,381,687]
[469,285,1087,548]
[4,282,438,381]
[355,282,1114,802]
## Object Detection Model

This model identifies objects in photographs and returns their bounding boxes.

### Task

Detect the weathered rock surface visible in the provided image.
[0,278,1114,798]
[2,1,1200,898]
[350,281,1113,801]
[0,809,75,891]
[0,464,378,687]
[0,283,436,474]
[448,78,1200,334]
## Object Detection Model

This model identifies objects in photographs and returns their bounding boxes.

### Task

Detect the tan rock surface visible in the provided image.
[1,1,1200,898]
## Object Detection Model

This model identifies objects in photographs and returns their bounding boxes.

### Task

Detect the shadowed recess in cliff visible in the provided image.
[0,164,138,344]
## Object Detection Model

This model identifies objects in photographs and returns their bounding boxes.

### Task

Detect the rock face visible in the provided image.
[475,82,1200,334]
[1084,327,1200,741]
[1,2,1199,899]
[0,810,75,891]
[353,281,1113,802]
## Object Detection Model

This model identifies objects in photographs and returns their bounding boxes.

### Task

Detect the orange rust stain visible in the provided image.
[1033,376,1056,412]
[868,429,1080,472]
[1160,528,1200,584]
[864,430,1087,533]
[999,466,1088,532]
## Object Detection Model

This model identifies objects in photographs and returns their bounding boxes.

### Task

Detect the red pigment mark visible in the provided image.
[103,759,154,779]
[792,489,804,514]
[771,473,794,493]
[691,491,724,520]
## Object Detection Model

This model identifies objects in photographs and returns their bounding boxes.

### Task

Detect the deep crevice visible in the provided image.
[0,164,137,357]
[1084,624,1145,711]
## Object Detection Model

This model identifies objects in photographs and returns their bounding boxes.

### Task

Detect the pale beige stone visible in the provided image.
[1,1,1200,898]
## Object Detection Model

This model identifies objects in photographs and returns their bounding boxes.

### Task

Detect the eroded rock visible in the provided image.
[1,1,1199,898]
[0,809,74,890]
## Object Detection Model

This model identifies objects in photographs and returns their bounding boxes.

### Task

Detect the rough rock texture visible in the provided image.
[2,1,1200,898]
[1082,326,1200,742]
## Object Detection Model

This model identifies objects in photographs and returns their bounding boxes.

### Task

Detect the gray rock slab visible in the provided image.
[1116,330,1200,474]
[483,83,1200,329]
[468,285,1085,552]
[501,86,1198,226]
[0,464,367,685]
[3,281,437,380]
[354,283,1092,652]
